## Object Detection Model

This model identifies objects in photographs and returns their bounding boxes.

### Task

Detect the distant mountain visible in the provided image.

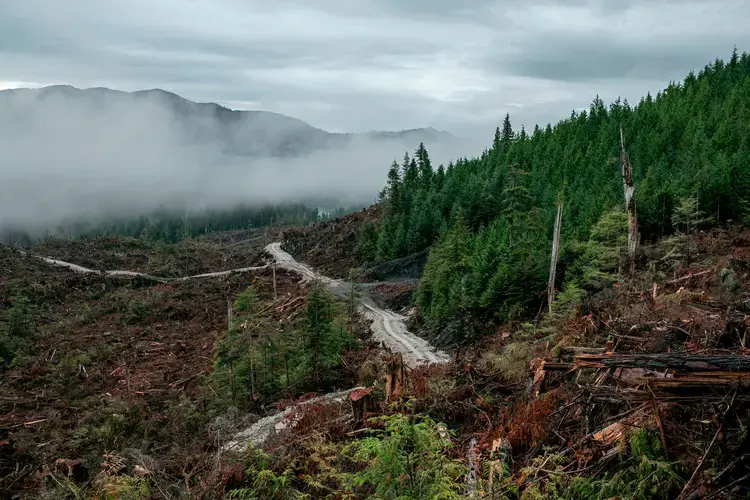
[0,85,454,157]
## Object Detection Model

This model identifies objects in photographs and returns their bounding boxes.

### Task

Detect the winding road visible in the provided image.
[27,242,449,451]
[265,242,449,368]
[34,255,267,282]
[31,244,449,367]
[221,244,449,454]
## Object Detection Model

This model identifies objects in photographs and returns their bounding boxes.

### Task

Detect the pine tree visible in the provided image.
[345,269,363,335]
[501,164,532,247]
[672,196,713,266]
[416,142,433,183]
[368,49,750,325]
[417,210,472,319]
[304,281,336,381]
[492,126,502,154]
[500,113,514,154]
[385,160,401,207]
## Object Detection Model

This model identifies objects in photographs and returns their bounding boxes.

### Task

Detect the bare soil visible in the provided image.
[281,205,380,278]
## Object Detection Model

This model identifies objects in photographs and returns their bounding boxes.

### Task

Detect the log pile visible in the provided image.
[535,351,750,402]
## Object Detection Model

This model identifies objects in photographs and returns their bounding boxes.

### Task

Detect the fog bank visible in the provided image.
[0,87,482,237]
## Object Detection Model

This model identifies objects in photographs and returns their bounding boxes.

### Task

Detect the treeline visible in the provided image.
[364,48,750,324]
[2,203,360,246]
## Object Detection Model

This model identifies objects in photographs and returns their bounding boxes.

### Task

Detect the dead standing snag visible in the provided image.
[620,124,639,276]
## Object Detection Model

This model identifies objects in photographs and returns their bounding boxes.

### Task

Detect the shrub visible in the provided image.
[478,342,534,385]
[125,300,152,325]
[554,282,586,317]
[95,474,151,500]
[344,412,466,499]
[227,449,305,500]
[0,296,34,369]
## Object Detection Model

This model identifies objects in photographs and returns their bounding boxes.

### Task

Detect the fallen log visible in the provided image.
[537,361,574,371]
[575,353,750,372]
[611,388,750,402]
[559,346,607,355]
[640,373,750,389]
[592,421,626,445]
[666,269,712,285]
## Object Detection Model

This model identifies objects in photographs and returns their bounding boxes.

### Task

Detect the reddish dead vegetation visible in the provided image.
[2,232,386,497]
[491,391,563,452]
[254,227,750,497]
[282,205,381,279]
[0,240,313,494]
[513,228,750,497]
[1,267,305,424]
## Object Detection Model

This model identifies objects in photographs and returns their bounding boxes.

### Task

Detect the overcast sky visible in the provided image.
[1,0,748,135]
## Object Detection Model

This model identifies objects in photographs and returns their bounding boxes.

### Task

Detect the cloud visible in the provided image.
[5,0,745,135]
[0,87,482,236]
[0,0,748,238]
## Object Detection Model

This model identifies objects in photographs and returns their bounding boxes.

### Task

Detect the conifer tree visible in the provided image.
[416,142,433,183]
[304,280,336,381]
[369,49,750,325]
[500,113,514,153]
[672,196,713,265]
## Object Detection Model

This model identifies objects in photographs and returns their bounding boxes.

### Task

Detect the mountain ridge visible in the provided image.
[0,85,454,157]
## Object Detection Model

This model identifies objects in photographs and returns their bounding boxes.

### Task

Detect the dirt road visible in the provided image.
[265,242,449,367]
[32,254,267,282]
[35,244,448,366]
[31,242,449,451]
[223,244,451,453]
[221,388,362,454]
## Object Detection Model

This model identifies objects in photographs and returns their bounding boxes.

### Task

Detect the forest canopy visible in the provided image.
[367,49,750,324]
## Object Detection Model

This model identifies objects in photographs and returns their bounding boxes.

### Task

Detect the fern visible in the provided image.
[343,412,467,499]
[520,430,683,499]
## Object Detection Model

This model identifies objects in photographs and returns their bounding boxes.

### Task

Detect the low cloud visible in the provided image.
[0,88,480,237]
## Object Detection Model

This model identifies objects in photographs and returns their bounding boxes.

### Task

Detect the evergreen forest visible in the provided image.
[1,203,359,246]
[363,49,750,324]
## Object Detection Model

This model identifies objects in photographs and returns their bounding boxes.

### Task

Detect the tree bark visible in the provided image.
[385,353,406,401]
[576,353,750,372]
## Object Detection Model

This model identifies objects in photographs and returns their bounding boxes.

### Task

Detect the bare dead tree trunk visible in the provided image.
[620,124,639,276]
[250,340,256,398]
[273,263,277,301]
[226,297,232,330]
[466,437,479,497]
[385,353,405,401]
[547,200,564,314]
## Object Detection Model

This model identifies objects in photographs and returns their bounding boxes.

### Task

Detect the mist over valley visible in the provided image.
[0,85,473,241]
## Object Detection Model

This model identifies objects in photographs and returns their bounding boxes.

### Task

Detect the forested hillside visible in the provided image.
[366,49,750,324]
[2,203,358,247]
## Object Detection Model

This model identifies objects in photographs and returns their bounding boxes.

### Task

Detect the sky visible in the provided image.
[2,0,749,136]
